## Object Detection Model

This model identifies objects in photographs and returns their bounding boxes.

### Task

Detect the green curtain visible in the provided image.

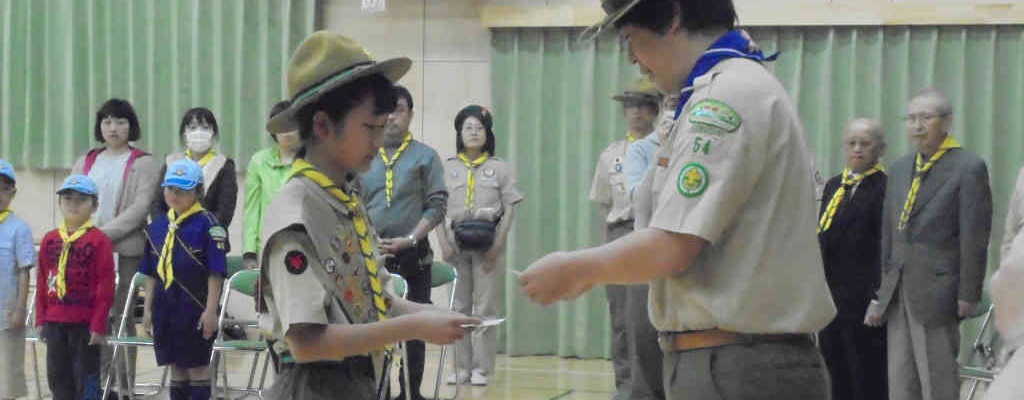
[493,25,1023,358]
[0,0,316,170]
[493,28,637,358]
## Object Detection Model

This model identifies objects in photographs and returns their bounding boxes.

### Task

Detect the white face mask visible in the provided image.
[185,128,214,153]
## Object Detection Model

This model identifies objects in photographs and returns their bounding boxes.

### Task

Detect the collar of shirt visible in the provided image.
[673,30,779,120]
[267,147,294,168]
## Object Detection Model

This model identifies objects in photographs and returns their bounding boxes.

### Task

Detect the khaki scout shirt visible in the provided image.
[443,156,525,224]
[646,58,836,334]
[590,140,634,224]
[259,175,395,382]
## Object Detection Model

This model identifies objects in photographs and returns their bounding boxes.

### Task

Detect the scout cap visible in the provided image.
[57,174,99,196]
[163,159,204,191]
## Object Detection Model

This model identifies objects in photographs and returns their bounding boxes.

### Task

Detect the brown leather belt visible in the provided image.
[658,329,812,352]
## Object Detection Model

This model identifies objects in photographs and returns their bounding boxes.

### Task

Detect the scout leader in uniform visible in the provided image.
[259,31,479,400]
[519,1,836,399]
[589,75,662,400]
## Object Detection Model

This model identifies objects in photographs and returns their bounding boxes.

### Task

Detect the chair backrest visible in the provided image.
[430,261,457,288]
[390,273,408,298]
[228,269,260,297]
[113,273,149,338]
[226,255,246,277]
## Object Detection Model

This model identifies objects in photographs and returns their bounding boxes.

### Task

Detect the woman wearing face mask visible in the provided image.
[150,107,238,251]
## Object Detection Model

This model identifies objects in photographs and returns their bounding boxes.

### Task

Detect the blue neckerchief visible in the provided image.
[673,30,779,121]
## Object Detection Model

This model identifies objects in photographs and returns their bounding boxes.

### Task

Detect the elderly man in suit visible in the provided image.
[864,88,993,400]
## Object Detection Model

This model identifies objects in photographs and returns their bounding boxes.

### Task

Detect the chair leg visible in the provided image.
[123,346,136,400]
[402,344,411,400]
[246,351,259,390]
[257,351,270,391]
[102,344,120,399]
[432,345,445,400]
[211,352,219,400]
[966,379,980,400]
[29,341,41,400]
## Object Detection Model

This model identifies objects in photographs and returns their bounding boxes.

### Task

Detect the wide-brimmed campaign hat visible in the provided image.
[613,75,662,105]
[578,0,645,43]
[266,31,412,133]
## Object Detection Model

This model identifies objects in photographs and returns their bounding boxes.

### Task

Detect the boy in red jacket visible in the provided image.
[36,174,115,400]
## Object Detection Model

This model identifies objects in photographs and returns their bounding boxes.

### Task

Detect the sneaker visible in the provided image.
[446,369,470,385]
[470,370,488,386]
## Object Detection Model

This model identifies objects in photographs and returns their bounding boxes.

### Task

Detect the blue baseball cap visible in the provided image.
[0,159,15,184]
[162,159,203,190]
[57,174,99,196]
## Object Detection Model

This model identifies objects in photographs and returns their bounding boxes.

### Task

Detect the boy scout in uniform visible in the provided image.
[259,31,477,400]
[589,76,661,400]
[520,1,836,398]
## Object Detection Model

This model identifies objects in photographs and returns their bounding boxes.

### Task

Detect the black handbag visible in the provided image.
[452,220,498,251]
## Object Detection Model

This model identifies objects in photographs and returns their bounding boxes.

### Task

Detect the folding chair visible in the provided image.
[428,261,458,400]
[24,285,43,400]
[210,269,271,400]
[103,273,168,400]
[386,272,413,400]
[959,292,1003,399]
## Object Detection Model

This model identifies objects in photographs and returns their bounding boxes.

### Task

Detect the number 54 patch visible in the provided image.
[691,136,712,155]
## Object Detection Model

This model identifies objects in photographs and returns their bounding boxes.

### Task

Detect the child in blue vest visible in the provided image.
[140,159,226,400]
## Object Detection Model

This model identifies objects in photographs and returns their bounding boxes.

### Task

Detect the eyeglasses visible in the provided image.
[902,113,949,124]
[0,186,15,195]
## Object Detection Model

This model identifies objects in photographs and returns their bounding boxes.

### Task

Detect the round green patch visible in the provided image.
[677,163,710,198]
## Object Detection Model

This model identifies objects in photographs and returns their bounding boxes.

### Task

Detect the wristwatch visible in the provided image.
[406,234,419,247]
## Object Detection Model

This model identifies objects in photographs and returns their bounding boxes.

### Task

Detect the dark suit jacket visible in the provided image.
[876,147,992,325]
[818,171,887,319]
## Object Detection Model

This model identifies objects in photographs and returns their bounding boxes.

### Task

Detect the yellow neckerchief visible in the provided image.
[626,131,637,143]
[0,210,10,224]
[156,202,205,289]
[186,149,216,167]
[378,132,413,208]
[818,164,884,233]
[56,219,94,299]
[457,152,490,210]
[290,159,389,323]
[898,135,961,231]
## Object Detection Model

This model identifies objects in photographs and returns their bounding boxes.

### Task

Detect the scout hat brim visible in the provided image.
[267,57,411,134]
[577,0,645,43]
[612,92,660,104]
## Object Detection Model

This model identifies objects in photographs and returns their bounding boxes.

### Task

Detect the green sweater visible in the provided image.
[244,147,294,255]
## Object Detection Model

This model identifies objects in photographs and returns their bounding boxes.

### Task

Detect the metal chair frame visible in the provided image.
[102,272,168,400]
[210,269,271,400]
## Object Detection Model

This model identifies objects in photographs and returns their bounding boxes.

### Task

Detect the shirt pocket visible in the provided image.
[473,178,504,209]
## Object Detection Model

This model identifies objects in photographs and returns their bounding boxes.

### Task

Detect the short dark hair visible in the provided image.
[93,99,142,143]
[393,85,414,111]
[614,0,737,35]
[454,105,497,156]
[267,100,292,141]
[295,75,397,154]
[178,107,220,142]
